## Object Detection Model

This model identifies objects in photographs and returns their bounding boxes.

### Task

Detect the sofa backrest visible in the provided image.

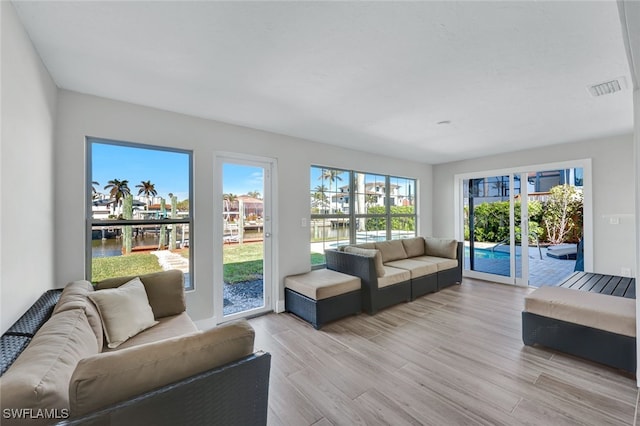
[0,309,100,424]
[69,319,255,417]
[424,237,458,259]
[374,240,408,263]
[95,270,186,319]
[53,280,104,351]
[402,237,426,258]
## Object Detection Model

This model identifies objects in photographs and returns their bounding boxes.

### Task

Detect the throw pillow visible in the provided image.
[344,246,386,277]
[88,277,158,349]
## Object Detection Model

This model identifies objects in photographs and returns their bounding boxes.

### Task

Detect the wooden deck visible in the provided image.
[557,272,636,299]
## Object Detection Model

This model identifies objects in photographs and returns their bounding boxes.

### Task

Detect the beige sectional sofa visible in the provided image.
[325,236,462,314]
[0,270,270,425]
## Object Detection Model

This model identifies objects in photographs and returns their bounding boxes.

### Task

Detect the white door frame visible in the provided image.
[213,152,278,323]
[454,159,593,285]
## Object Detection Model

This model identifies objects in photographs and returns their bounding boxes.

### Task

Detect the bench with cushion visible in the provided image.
[522,285,636,373]
[285,269,361,329]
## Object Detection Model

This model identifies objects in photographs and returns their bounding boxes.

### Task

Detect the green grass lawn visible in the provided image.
[93,243,314,284]
[179,244,264,283]
[91,253,163,283]
[311,252,325,265]
[223,244,263,283]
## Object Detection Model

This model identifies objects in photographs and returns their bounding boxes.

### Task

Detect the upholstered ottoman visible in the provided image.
[285,269,361,329]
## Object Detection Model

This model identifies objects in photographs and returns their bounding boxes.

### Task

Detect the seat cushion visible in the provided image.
[384,258,438,278]
[378,266,411,288]
[284,269,361,300]
[524,285,636,337]
[103,312,197,352]
[413,256,459,272]
[424,237,458,259]
[375,240,408,263]
[402,237,426,258]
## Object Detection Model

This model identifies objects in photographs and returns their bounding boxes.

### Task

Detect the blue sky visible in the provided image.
[92,142,264,201]
[223,163,263,196]
[92,142,190,201]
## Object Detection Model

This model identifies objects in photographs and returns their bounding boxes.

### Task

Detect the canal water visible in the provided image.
[92,235,166,257]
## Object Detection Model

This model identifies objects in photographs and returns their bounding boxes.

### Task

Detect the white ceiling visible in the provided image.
[12,1,634,164]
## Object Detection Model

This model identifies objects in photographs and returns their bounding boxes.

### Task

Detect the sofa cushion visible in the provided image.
[69,319,255,416]
[103,312,198,352]
[375,240,408,263]
[350,243,376,250]
[284,269,361,300]
[413,256,459,272]
[424,237,458,259]
[402,237,426,258]
[53,280,104,351]
[95,269,186,319]
[377,266,411,288]
[0,309,99,421]
[384,258,438,278]
[524,286,636,337]
[88,278,158,349]
[344,246,385,277]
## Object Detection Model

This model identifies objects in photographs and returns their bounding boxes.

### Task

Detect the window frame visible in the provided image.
[86,137,194,290]
[310,165,417,267]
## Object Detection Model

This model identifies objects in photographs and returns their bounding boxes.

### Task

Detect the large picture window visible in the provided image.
[310,166,417,266]
[87,138,193,289]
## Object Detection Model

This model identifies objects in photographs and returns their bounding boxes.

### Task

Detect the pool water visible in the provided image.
[465,247,511,259]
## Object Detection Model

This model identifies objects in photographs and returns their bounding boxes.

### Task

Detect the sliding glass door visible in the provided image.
[458,162,589,287]
[463,175,524,285]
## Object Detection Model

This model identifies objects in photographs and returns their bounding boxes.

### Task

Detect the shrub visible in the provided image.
[365,206,415,231]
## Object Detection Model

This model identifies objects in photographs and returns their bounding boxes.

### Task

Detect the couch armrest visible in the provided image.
[59,352,271,426]
[69,319,255,417]
[325,249,378,313]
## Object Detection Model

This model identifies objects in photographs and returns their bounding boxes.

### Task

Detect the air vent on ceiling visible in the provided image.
[587,77,627,97]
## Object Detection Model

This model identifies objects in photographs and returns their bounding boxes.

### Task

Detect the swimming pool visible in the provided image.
[465,247,511,259]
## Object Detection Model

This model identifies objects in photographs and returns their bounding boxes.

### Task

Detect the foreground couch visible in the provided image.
[325,237,462,314]
[0,270,271,425]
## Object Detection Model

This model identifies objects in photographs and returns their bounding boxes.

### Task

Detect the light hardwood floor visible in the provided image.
[249,278,638,426]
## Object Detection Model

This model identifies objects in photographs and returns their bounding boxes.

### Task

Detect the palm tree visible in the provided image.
[91,181,100,199]
[319,169,343,184]
[104,179,131,216]
[365,194,378,207]
[223,193,237,221]
[313,185,328,202]
[247,190,261,199]
[135,180,157,209]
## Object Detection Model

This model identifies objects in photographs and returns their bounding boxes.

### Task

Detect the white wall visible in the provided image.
[0,2,58,333]
[54,90,433,323]
[433,134,635,277]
